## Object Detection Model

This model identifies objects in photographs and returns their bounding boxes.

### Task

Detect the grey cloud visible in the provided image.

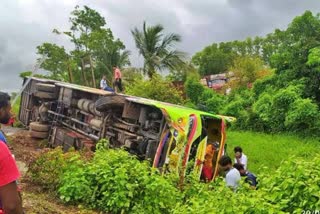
[1,0,320,93]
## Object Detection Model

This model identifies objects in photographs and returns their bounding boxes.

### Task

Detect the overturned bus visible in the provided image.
[18,77,234,182]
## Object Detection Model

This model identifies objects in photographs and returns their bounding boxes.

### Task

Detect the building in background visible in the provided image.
[200,72,234,95]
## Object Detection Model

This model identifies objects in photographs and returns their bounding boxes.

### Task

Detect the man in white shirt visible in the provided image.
[100,75,114,92]
[219,155,241,191]
[234,146,248,170]
[100,75,108,89]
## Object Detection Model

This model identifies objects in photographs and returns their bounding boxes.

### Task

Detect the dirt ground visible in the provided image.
[2,126,100,214]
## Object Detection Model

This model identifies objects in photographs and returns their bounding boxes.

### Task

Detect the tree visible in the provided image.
[269,11,320,104]
[192,44,233,76]
[37,43,74,82]
[37,5,130,87]
[87,29,131,83]
[184,75,204,104]
[121,67,143,87]
[167,62,198,82]
[131,21,186,78]
[228,56,269,89]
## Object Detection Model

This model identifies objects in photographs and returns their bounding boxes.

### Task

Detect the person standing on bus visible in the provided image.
[113,66,123,92]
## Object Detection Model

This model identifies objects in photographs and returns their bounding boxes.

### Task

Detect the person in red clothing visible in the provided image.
[0,142,22,214]
[0,92,23,214]
[113,66,123,92]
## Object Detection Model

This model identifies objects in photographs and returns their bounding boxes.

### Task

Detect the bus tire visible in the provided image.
[36,83,56,93]
[30,122,50,132]
[34,91,57,99]
[95,95,126,112]
[30,130,49,139]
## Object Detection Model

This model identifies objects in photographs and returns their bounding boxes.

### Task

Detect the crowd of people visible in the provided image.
[100,66,123,93]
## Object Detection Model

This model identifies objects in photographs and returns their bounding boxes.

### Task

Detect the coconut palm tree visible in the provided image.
[131,21,186,78]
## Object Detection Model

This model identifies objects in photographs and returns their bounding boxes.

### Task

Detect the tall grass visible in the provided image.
[226,130,320,173]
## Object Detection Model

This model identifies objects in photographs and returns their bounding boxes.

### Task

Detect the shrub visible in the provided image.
[58,143,181,213]
[184,77,204,104]
[252,92,273,124]
[174,154,320,213]
[58,157,89,203]
[125,74,184,104]
[27,148,82,192]
[197,88,225,114]
[222,100,245,117]
[30,143,320,213]
[259,155,320,213]
[285,98,320,135]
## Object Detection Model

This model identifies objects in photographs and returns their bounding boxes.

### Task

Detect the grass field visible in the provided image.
[226,130,320,173]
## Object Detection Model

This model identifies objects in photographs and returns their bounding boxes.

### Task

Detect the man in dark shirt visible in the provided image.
[233,163,258,189]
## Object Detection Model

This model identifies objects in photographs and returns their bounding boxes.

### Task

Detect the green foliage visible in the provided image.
[184,77,204,104]
[131,21,186,78]
[19,71,32,79]
[28,148,83,192]
[175,154,320,214]
[191,11,320,136]
[37,5,130,86]
[252,92,273,123]
[38,144,181,213]
[125,74,184,104]
[29,131,320,213]
[307,46,320,67]
[58,157,89,203]
[229,56,266,88]
[19,71,49,80]
[192,44,233,76]
[197,88,225,114]
[174,181,282,213]
[259,156,320,213]
[285,98,320,135]
[37,43,71,81]
[121,67,143,87]
[167,63,198,82]
[222,89,252,116]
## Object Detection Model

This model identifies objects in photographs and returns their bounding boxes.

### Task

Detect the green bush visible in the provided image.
[58,157,89,203]
[252,92,273,127]
[285,98,320,135]
[259,155,320,213]
[27,148,82,192]
[125,74,184,104]
[173,177,281,214]
[174,154,320,214]
[222,100,245,117]
[184,77,204,104]
[30,142,320,213]
[57,143,181,213]
[197,88,225,114]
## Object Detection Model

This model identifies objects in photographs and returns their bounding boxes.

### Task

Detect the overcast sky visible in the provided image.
[1,0,320,93]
